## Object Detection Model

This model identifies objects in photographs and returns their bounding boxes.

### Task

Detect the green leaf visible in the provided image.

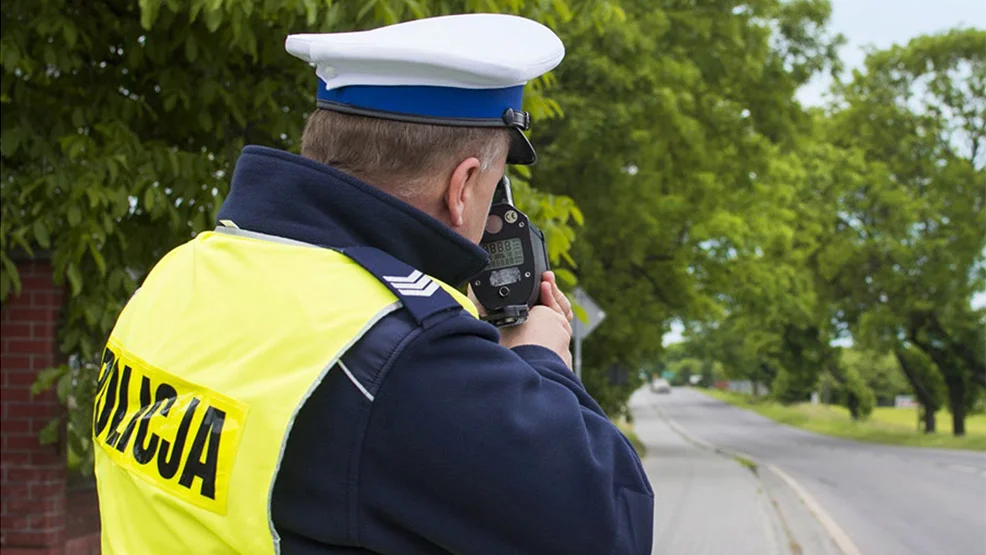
[106,158,120,183]
[10,230,34,258]
[31,366,63,395]
[84,304,100,326]
[66,262,83,296]
[553,267,578,286]
[192,209,207,232]
[189,0,204,22]
[144,186,157,212]
[357,0,378,21]
[572,303,589,324]
[204,6,224,32]
[570,205,585,226]
[88,240,107,275]
[561,250,576,267]
[67,205,83,227]
[63,21,78,48]
[0,127,21,156]
[39,419,61,445]
[167,151,181,177]
[107,268,123,292]
[33,220,51,249]
[550,0,573,22]
[185,35,199,63]
[197,111,213,132]
[56,372,73,402]
[403,0,427,18]
[138,0,161,30]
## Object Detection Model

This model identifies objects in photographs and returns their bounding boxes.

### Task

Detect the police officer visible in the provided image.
[92,13,653,555]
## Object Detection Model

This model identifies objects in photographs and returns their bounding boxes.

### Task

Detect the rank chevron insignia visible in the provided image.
[382,270,441,297]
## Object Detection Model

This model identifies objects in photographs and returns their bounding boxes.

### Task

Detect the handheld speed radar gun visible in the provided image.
[472,176,550,327]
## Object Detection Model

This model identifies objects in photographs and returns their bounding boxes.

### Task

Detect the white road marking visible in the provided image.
[654,397,864,555]
[765,464,864,555]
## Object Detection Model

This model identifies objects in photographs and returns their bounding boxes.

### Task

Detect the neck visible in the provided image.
[217,146,490,287]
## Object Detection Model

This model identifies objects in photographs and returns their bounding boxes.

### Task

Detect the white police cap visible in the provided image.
[285,14,565,165]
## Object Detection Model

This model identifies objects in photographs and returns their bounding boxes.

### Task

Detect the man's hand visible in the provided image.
[466,271,573,322]
[539,271,574,323]
[498,271,574,369]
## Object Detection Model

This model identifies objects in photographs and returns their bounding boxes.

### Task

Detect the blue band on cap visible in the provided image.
[317,79,524,120]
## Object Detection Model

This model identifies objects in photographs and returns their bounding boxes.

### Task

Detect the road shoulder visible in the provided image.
[648,390,853,555]
[631,389,792,555]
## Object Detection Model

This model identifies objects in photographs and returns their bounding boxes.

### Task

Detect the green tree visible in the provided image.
[828,28,986,435]
[893,343,947,432]
[842,348,911,407]
[532,0,842,415]
[684,121,869,414]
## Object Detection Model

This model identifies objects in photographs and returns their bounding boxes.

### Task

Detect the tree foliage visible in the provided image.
[829,28,986,435]
[682,28,984,433]
[531,0,843,415]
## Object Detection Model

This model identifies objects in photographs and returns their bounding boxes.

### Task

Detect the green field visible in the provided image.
[700,388,986,451]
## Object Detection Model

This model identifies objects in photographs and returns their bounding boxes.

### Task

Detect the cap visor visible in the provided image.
[507,128,537,165]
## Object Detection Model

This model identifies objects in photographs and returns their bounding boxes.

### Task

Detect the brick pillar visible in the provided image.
[1,259,68,555]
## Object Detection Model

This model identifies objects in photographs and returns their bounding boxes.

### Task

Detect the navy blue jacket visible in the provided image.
[216,146,654,555]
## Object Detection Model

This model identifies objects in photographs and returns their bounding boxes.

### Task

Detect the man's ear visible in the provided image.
[445,156,483,229]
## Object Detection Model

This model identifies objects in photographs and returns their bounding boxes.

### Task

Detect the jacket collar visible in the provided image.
[216,146,489,287]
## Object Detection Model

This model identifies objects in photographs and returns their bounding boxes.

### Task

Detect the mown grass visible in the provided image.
[700,388,986,452]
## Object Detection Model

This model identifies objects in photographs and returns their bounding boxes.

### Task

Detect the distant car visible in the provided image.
[651,378,672,394]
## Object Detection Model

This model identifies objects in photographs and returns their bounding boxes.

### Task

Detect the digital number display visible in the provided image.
[484,237,525,270]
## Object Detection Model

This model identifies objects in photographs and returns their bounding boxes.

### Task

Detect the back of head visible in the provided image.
[300,110,510,201]
[287,14,564,238]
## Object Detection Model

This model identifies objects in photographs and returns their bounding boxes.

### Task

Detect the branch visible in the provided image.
[630,262,674,308]
[927,313,986,388]
[894,346,936,407]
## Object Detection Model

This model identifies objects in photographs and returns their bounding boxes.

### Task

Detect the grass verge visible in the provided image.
[699,388,986,452]
[613,418,647,458]
[732,453,759,473]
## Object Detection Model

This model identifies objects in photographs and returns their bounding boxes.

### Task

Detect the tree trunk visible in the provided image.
[908,315,972,437]
[917,342,967,438]
[922,405,936,434]
[928,314,986,388]
[847,393,860,420]
[948,382,967,437]
[894,347,937,433]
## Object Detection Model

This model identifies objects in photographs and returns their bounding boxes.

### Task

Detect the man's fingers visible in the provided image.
[560,311,572,336]
[540,281,561,313]
[553,284,573,322]
[467,285,487,317]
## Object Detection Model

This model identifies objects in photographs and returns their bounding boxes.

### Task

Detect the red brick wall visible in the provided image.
[64,488,99,555]
[1,259,99,554]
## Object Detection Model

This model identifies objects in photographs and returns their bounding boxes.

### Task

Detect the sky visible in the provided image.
[662,0,986,346]
[796,0,986,107]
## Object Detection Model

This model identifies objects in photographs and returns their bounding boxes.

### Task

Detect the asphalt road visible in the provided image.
[629,389,791,555]
[650,387,986,555]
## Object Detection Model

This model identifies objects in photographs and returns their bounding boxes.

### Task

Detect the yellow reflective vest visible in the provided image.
[93,227,474,554]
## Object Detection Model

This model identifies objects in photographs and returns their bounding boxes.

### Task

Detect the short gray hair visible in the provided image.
[301,109,510,198]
